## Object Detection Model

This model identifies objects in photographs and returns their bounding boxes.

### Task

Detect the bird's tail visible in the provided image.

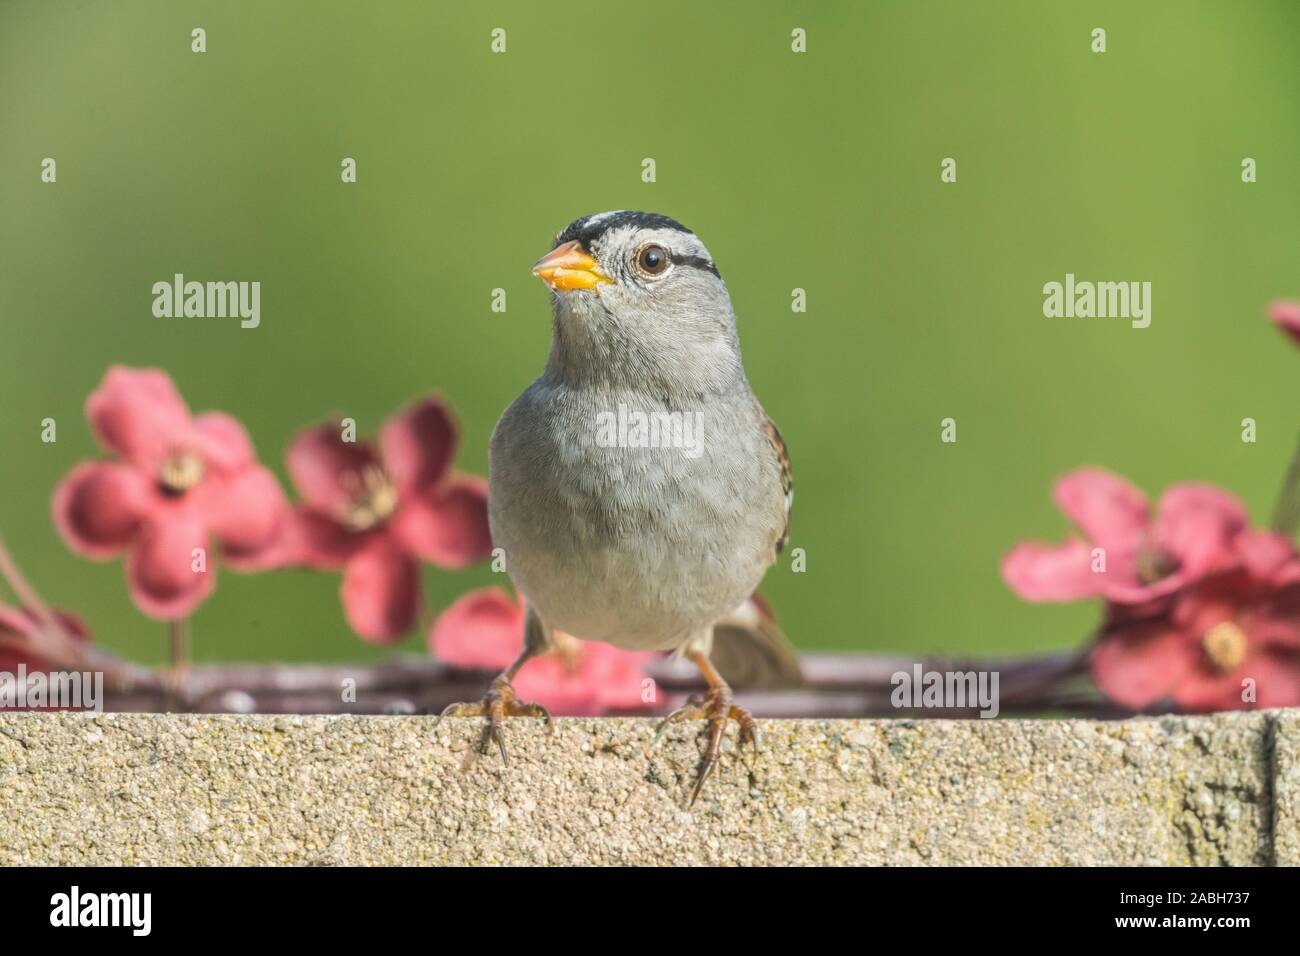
[708,594,804,689]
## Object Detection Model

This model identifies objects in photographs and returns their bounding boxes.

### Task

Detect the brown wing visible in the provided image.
[761,415,792,557]
[708,418,799,689]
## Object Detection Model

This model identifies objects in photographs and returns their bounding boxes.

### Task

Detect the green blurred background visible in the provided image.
[2,1,1299,665]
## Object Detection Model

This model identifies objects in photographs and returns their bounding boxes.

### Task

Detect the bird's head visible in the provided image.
[532,211,743,394]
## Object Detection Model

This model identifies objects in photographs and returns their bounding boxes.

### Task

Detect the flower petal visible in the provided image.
[52,461,155,559]
[1244,651,1300,708]
[391,476,491,568]
[512,641,655,716]
[86,366,191,467]
[1153,483,1247,577]
[203,466,289,570]
[1091,620,1198,710]
[511,656,602,716]
[249,507,365,570]
[1268,299,1300,348]
[1052,468,1150,552]
[0,606,35,637]
[1234,530,1298,584]
[285,421,379,514]
[126,512,216,620]
[0,607,90,643]
[0,609,91,686]
[380,396,457,496]
[1170,576,1239,639]
[427,586,524,669]
[1245,582,1300,651]
[585,644,656,713]
[1171,664,1250,712]
[340,538,421,643]
[189,411,255,474]
[1000,538,1101,602]
[291,509,366,569]
[54,610,91,642]
[1097,572,1185,607]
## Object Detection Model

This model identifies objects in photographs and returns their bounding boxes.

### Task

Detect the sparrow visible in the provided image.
[441,210,795,805]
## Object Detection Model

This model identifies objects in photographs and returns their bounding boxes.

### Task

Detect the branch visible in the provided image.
[58,647,1111,718]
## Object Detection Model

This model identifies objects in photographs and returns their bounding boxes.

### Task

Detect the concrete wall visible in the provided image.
[1,710,1295,865]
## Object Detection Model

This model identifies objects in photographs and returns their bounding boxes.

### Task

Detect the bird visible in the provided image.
[440,210,796,806]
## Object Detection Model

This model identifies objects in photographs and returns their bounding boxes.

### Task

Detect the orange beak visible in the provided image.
[531,240,613,291]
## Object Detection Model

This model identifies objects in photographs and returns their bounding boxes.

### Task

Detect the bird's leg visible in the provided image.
[655,646,759,807]
[437,604,554,763]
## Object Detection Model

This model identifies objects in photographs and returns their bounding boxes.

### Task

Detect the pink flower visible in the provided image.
[52,367,288,620]
[1002,468,1247,607]
[1091,532,1300,711]
[1268,300,1300,347]
[0,606,89,674]
[282,397,491,642]
[428,587,654,715]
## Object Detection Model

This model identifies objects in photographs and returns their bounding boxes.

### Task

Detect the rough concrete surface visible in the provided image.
[0,710,1294,865]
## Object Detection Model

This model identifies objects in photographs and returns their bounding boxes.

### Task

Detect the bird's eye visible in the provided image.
[636,244,670,276]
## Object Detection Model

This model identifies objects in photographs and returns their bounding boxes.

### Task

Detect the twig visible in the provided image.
[0,519,1111,718]
[169,619,190,670]
[45,648,1115,718]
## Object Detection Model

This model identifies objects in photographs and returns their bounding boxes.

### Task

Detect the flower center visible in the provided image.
[158,452,204,495]
[341,464,399,531]
[1201,621,1248,673]
[1135,543,1178,585]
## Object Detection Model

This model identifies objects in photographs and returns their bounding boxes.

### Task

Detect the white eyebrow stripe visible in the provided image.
[583,210,624,229]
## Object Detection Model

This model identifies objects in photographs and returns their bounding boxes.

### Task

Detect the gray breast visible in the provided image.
[487,380,783,649]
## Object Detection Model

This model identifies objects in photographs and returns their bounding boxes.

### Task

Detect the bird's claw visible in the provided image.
[654,685,759,807]
[437,674,553,764]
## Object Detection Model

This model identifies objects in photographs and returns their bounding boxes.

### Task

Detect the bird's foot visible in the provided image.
[437,674,553,764]
[655,684,759,807]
